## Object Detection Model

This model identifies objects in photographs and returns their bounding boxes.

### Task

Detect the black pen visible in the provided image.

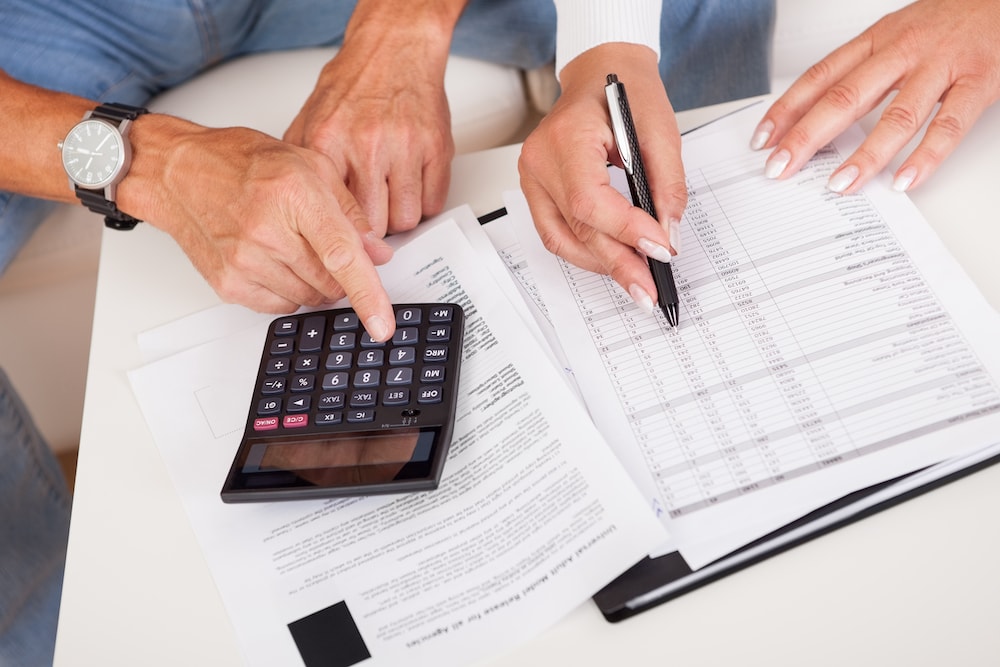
[605,73,680,326]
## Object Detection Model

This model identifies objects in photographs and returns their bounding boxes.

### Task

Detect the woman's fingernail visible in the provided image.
[892,166,918,192]
[668,218,682,255]
[827,164,860,193]
[750,119,774,150]
[365,314,391,342]
[637,237,673,263]
[764,149,791,179]
[628,284,655,315]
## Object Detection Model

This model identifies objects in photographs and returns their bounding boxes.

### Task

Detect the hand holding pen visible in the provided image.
[605,73,681,326]
[517,44,687,316]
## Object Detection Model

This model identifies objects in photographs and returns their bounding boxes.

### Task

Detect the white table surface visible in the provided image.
[55,100,1000,666]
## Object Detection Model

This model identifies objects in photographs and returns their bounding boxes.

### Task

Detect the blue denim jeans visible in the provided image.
[0,369,71,667]
[0,0,774,274]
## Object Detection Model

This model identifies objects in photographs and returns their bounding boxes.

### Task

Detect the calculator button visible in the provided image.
[417,386,443,404]
[429,306,453,323]
[325,352,352,370]
[287,395,311,413]
[423,346,449,363]
[269,339,294,355]
[273,318,298,336]
[383,388,410,406]
[421,367,445,383]
[332,312,359,331]
[388,347,416,365]
[253,417,280,431]
[392,327,419,345]
[257,398,281,415]
[318,392,345,410]
[299,316,326,353]
[357,349,384,367]
[385,367,413,385]
[347,409,375,423]
[294,355,319,372]
[353,369,381,388]
[322,372,349,390]
[316,412,343,426]
[329,332,356,351]
[261,378,285,394]
[395,307,422,326]
[266,358,290,374]
[350,390,377,408]
[291,374,315,392]
[360,332,384,348]
[283,414,309,429]
[426,325,451,342]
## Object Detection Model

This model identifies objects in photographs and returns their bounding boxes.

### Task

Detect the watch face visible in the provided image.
[61,119,128,189]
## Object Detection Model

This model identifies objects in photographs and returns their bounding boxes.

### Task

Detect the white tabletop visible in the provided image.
[56,100,1000,666]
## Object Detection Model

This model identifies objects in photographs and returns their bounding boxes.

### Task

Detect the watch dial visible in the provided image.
[61,119,125,188]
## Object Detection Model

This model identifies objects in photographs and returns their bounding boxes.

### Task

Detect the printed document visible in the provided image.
[508,105,1000,569]
[128,208,666,667]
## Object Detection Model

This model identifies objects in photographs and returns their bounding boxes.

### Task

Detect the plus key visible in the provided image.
[298,315,326,353]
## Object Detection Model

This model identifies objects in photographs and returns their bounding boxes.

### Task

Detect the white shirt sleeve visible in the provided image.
[553,0,662,80]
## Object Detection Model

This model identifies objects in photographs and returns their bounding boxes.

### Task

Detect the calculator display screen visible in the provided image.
[238,427,439,488]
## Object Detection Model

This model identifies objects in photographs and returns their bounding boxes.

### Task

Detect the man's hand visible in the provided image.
[518,43,684,313]
[283,1,466,236]
[752,0,1000,194]
[120,116,397,340]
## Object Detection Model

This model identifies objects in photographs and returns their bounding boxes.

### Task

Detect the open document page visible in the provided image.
[508,104,1000,570]
[128,208,666,667]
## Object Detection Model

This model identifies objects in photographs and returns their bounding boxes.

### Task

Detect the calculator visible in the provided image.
[221,303,465,502]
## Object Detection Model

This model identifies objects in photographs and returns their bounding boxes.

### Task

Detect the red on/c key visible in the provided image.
[253,417,279,431]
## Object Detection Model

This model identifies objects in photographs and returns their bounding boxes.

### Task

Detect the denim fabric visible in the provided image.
[661,0,776,111]
[0,368,71,667]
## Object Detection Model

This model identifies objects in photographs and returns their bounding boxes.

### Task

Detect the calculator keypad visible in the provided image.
[249,304,463,435]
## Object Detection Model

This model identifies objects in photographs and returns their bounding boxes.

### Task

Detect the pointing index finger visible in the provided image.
[300,192,396,342]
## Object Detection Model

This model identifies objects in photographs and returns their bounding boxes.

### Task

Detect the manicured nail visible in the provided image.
[827,164,860,193]
[637,237,673,263]
[892,166,918,192]
[750,119,774,150]
[668,218,682,255]
[365,314,391,342]
[764,149,791,179]
[628,284,655,315]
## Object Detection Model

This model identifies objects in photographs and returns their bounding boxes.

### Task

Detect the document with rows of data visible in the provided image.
[509,104,1000,569]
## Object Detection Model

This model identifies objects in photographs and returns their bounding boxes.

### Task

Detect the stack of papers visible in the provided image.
[128,103,1000,665]
[129,207,665,667]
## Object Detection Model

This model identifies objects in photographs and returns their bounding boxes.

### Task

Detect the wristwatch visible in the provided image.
[59,102,148,230]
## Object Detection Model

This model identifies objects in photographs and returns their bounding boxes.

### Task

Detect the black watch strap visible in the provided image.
[74,102,149,231]
[91,102,147,123]
[76,188,143,231]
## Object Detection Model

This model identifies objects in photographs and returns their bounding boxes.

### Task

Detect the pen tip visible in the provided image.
[663,304,679,327]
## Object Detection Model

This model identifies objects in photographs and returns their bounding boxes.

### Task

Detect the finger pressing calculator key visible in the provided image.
[221,303,465,502]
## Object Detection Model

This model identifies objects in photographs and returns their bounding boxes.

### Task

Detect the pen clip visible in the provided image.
[605,74,633,174]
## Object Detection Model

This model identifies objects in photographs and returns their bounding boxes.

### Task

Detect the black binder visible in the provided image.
[593,446,1000,621]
